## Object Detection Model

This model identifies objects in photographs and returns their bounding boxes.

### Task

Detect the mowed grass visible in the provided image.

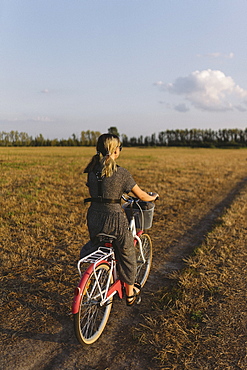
[139,182,247,370]
[0,147,247,367]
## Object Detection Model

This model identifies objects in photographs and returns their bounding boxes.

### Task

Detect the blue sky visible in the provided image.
[1,0,247,139]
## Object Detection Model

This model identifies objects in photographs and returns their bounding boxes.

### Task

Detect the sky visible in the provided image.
[1,0,247,139]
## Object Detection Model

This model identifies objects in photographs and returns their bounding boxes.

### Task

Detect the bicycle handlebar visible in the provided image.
[147,192,159,201]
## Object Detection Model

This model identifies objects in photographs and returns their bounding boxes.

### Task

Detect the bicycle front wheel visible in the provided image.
[74,263,113,345]
[135,233,152,287]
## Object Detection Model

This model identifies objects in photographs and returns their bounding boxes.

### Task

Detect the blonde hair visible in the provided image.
[84,134,121,177]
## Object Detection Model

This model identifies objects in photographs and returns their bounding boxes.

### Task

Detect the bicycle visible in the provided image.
[72,194,156,345]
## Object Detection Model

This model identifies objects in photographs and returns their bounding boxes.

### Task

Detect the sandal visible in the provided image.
[126,283,141,306]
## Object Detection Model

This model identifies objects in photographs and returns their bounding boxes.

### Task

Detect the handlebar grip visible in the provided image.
[148,192,159,201]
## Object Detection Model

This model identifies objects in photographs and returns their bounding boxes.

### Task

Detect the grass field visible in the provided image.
[0,147,247,369]
[139,178,247,369]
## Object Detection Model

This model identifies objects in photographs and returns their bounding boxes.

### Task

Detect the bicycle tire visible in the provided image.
[74,262,113,345]
[135,233,152,287]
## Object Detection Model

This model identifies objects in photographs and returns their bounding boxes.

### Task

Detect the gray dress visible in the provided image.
[86,165,137,285]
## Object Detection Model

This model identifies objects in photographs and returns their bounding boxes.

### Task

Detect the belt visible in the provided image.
[84,197,121,204]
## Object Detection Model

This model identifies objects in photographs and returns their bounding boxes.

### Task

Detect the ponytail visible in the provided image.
[101,155,117,177]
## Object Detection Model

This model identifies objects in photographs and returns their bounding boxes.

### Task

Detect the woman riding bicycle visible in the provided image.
[83,133,158,306]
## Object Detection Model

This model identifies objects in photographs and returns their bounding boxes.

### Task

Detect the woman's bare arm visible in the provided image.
[131,184,158,202]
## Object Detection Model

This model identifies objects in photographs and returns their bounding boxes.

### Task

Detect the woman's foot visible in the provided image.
[126,283,141,306]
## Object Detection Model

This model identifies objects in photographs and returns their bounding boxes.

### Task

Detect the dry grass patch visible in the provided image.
[140,184,247,369]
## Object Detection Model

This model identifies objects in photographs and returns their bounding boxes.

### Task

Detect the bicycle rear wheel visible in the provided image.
[135,233,152,287]
[74,263,113,345]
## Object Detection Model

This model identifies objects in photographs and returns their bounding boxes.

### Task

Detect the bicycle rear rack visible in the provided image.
[77,247,114,277]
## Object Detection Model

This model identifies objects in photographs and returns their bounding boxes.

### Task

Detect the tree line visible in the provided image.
[0,128,247,148]
[124,128,247,148]
[0,130,101,147]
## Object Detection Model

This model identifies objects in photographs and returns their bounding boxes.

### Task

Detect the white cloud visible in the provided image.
[2,116,55,123]
[30,116,54,122]
[235,105,247,112]
[162,69,247,112]
[197,52,234,59]
[174,103,190,113]
[153,81,164,86]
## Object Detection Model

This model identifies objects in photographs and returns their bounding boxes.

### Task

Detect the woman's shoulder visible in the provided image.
[116,166,135,183]
[116,165,131,175]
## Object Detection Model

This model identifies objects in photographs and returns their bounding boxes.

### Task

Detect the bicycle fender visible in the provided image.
[71,260,110,314]
[134,230,143,246]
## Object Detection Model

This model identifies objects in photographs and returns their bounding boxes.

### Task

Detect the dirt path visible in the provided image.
[1,177,247,370]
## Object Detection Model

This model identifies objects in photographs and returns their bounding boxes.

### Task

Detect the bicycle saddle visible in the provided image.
[96,233,117,243]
